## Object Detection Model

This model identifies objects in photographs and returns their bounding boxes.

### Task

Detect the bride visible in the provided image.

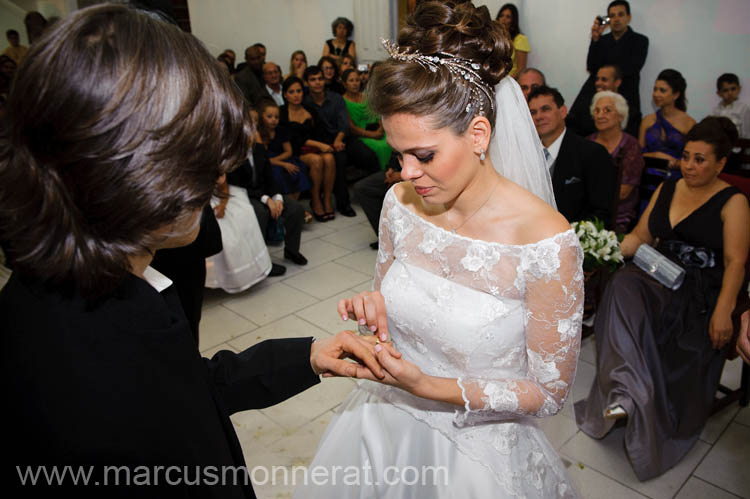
[293,2,583,497]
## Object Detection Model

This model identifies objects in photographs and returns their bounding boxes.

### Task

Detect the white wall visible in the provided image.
[187,0,749,121]
[187,0,356,71]
[518,0,750,121]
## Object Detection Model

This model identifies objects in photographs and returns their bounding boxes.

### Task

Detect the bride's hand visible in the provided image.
[356,343,424,394]
[338,291,390,342]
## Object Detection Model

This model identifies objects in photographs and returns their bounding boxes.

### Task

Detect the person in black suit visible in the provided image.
[567,0,648,138]
[151,204,223,342]
[0,6,388,496]
[528,86,616,225]
[229,142,308,266]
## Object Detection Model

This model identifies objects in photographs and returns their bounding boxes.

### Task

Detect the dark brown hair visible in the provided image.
[368,1,512,135]
[0,4,251,295]
[685,116,738,160]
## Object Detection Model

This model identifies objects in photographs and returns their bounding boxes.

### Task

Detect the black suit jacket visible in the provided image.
[227,144,280,201]
[568,27,649,137]
[1,272,320,497]
[552,130,617,225]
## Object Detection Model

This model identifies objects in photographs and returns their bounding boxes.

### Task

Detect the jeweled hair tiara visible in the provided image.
[382,38,496,116]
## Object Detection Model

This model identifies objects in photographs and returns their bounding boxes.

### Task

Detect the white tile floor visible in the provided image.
[195,201,750,499]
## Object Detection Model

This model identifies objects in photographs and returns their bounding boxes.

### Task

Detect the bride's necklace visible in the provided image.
[448,179,499,234]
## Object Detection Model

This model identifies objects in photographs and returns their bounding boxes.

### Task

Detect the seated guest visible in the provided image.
[0,55,16,96]
[575,117,749,481]
[528,85,616,224]
[256,99,312,202]
[342,68,391,171]
[216,53,232,74]
[3,29,28,64]
[206,176,285,294]
[262,62,284,106]
[318,55,345,94]
[235,45,267,107]
[354,159,401,250]
[588,90,644,232]
[322,16,356,65]
[639,69,695,169]
[517,66,545,101]
[340,53,355,74]
[495,3,529,78]
[303,65,356,217]
[229,141,308,265]
[280,76,336,221]
[286,49,307,81]
[221,48,236,73]
[568,64,639,137]
[712,73,750,139]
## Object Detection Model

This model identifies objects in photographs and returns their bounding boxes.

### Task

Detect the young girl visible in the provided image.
[256,99,313,205]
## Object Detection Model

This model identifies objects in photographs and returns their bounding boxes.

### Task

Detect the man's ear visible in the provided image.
[560,105,568,120]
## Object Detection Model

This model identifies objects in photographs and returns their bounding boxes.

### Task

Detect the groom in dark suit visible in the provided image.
[528,86,616,226]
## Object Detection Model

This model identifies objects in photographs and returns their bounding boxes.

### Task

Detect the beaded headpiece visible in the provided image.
[382,38,495,116]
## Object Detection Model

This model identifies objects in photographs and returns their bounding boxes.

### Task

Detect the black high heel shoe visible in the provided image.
[309,201,327,222]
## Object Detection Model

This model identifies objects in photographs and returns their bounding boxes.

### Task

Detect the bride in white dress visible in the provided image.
[293,3,583,497]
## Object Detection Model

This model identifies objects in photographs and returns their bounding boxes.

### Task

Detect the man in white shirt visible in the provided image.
[262,62,284,106]
[713,73,750,139]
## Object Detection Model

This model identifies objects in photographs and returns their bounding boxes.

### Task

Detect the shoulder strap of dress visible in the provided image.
[343,40,352,52]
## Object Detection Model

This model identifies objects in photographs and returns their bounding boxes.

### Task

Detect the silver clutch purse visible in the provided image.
[633,243,686,290]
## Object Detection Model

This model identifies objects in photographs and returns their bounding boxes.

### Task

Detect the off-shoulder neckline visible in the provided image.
[385,185,575,249]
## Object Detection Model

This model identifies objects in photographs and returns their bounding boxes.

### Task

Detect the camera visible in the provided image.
[358,64,369,72]
[597,15,611,26]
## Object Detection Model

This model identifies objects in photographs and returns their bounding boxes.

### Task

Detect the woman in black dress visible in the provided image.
[280,76,337,220]
[575,117,749,480]
[322,16,356,66]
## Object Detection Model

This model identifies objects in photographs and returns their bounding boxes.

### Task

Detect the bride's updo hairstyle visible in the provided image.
[0,4,251,295]
[368,1,513,135]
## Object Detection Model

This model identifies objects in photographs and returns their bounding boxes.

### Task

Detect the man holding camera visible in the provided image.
[567,0,648,138]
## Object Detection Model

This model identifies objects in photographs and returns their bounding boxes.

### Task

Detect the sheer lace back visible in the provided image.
[374,185,584,424]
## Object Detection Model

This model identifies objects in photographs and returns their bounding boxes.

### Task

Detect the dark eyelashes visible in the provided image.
[394,152,435,164]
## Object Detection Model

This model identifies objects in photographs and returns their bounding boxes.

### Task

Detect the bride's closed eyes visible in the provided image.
[394,151,436,165]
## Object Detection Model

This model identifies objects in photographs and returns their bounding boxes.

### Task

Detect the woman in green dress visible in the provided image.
[342,68,392,170]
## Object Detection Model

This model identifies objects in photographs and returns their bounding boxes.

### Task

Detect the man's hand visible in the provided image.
[591,16,607,42]
[333,138,346,152]
[214,204,226,219]
[266,198,283,219]
[310,330,391,378]
[737,310,750,363]
[384,168,401,185]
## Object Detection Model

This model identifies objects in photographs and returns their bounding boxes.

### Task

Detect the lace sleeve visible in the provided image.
[454,232,584,426]
[373,186,398,292]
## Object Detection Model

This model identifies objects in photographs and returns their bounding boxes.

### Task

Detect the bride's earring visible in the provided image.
[479,149,486,161]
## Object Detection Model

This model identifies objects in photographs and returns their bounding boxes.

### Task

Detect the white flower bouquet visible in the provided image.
[572,218,624,273]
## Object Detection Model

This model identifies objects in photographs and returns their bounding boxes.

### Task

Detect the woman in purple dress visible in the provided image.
[588,90,644,232]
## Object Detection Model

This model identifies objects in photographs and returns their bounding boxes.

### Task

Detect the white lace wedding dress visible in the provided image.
[293,186,583,498]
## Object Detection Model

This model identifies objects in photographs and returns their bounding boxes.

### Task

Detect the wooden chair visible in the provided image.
[712,172,750,414]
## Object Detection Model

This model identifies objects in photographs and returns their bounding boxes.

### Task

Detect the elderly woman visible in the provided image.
[588,90,644,232]
[322,16,356,64]
[0,5,384,494]
[576,117,749,480]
